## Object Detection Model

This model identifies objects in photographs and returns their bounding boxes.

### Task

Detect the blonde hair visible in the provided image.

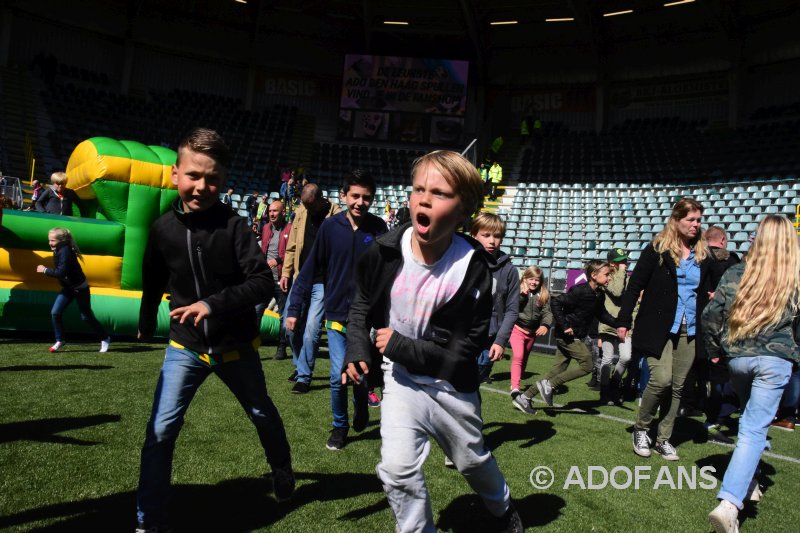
[50,172,68,185]
[49,227,82,260]
[727,215,800,344]
[652,197,708,265]
[470,212,506,237]
[521,265,549,307]
[411,150,484,215]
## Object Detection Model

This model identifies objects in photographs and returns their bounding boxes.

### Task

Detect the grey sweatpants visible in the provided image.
[377,364,511,533]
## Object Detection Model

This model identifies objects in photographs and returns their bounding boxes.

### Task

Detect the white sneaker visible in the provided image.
[747,478,762,502]
[100,338,111,353]
[537,379,554,406]
[709,500,739,533]
[632,429,652,458]
[444,456,455,468]
[49,341,65,353]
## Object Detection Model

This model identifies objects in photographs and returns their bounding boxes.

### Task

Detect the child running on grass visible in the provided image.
[285,169,387,451]
[343,150,523,533]
[135,128,293,533]
[470,212,519,384]
[36,227,111,353]
[512,260,615,414]
[509,265,552,396]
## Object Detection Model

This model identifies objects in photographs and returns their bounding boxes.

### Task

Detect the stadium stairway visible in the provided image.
[285,113,315,170]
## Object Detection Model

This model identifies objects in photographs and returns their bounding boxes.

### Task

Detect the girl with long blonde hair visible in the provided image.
[704,215,800,533]
[35,227,110,352]
[509,266,552,395]
[616,197,712,460]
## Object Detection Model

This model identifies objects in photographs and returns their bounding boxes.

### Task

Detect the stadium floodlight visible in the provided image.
[383,21,409,25]
[490,21,518,25]
[664,0,695,6]
[603,10,633,17]
[546,18,575,22]
[234,0,247,4]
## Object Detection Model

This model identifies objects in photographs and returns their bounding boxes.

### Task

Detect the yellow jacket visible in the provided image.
[489,164,503,183]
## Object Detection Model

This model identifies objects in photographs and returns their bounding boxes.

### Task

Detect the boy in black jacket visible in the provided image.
[513,260,615,412]
[343,151,522,533]
[135,128,293,532]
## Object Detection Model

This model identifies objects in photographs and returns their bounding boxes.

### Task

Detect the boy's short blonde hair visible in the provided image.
[411,150,484,215]
[50,172,68,185]
[470,212,506,237]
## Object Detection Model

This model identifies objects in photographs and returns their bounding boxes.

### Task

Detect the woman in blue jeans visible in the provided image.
[703,215,800,533]
[36,227,110,352]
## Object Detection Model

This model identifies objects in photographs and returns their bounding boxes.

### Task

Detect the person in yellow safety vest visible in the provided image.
[488,162,502,200]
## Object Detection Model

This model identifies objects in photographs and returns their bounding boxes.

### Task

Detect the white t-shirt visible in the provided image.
[384,228,474,385]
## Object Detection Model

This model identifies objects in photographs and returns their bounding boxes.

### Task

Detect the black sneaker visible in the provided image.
[498,502,523,533]
[291,381,310,394]
[352,384,369,432]
[654,440,679,461]
[271,464,295,502]
[287,370,298,382]
[707,424,735,445]
[326,427,348,450]
[274,347,288,361]
[511,394,537,415]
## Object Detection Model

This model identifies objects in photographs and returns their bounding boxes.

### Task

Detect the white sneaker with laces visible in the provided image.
[708,500,739,533]
[632,429,652,457]
[49,341,65,353]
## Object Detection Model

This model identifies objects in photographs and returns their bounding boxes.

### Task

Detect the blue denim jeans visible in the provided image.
[286,282,325,384]
[718,356,792,509]
[51,286,108,342]
[136,344,291,527]
[327,328,349,428]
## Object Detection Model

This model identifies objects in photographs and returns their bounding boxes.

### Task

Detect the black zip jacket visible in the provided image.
[344,224,493,393]
[550,281,616,339]
[35,186,82,216]
[617,244,711,358]
[44,242,87,289]
[138,200,273,354]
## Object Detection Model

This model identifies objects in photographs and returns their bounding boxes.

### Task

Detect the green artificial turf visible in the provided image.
[1,335,799,532]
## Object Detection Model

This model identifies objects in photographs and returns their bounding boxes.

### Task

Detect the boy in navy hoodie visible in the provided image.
[285,169,387,451]
[470,212,520,383]
[343,151,522,533]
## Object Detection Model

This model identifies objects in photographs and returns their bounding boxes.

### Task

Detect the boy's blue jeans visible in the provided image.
[286,282,325,384]
[327,328,350,428]
[136,344,291,527]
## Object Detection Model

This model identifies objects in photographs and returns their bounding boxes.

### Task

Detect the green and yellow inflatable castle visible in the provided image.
[0,137,281,338]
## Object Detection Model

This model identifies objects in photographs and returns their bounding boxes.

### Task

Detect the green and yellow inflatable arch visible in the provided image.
[0,137,281,339]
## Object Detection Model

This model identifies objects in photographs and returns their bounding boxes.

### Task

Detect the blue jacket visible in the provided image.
[287,211,387,322]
